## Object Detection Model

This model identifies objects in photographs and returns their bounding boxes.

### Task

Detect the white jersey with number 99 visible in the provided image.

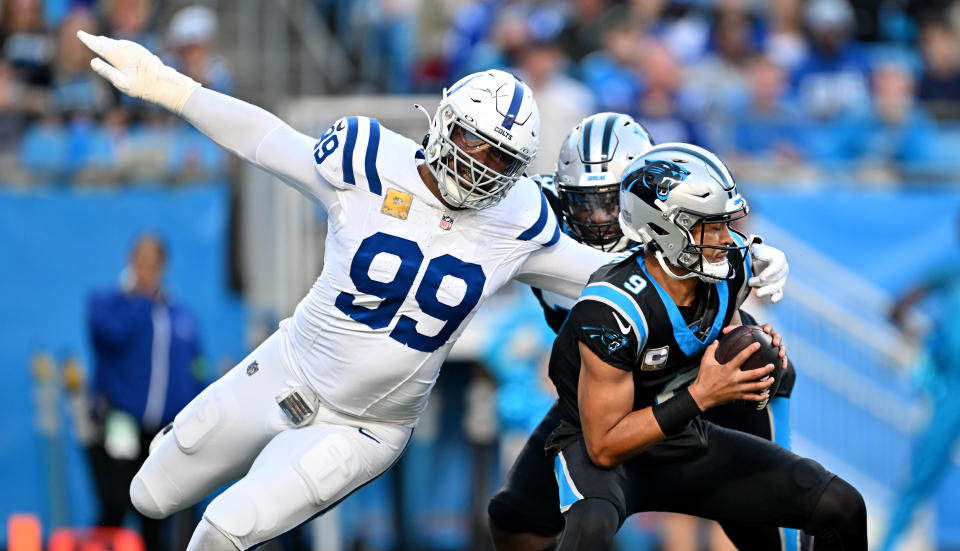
[290,115,600,424]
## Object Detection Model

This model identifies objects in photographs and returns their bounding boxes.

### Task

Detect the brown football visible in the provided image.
[715,325,783,410]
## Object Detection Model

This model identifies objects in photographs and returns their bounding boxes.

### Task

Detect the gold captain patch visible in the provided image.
[640,346,669,371]
[381,188,413,220]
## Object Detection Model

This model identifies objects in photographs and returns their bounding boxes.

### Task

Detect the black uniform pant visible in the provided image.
[489,404,568,538]
[488,401,791,544]
[554,421,865,551]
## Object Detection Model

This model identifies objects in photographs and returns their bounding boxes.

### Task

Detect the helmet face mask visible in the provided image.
[424,70,540,210]
[555,113,655,252]
[445,122,526,192]
[675,212,750,281]
[619,143,749,283]
[559,183,624,251]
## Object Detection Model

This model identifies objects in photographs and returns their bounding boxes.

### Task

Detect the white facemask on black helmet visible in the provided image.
[423,70,540,210]
[555,112,655,252]
[618,143,749,282]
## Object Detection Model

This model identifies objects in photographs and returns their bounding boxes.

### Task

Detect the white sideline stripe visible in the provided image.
[751,215,893,309]
[789,337,924,435]
[753,215,932,338]
[755,216,960,469]
[143,305,171,430]
[787,279,916,368]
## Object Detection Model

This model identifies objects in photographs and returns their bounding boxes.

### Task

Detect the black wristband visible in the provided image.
[651,387,702,436]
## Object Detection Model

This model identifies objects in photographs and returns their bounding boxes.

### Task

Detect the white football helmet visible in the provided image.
[424,69,540,210]
[555,112,655,252]
[619,143,749,282]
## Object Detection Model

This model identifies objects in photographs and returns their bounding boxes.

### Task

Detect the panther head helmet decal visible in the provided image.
[641,159,690,200]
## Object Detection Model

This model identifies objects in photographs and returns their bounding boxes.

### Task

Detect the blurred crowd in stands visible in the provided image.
[0,0,231,186]
[327,0,960,182]
[4,0,960,186]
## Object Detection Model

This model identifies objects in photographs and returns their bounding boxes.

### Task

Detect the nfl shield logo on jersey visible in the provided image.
[439,215,455,230]
[246,361,259,376]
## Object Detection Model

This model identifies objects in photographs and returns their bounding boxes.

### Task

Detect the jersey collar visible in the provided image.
[639,260,728,356]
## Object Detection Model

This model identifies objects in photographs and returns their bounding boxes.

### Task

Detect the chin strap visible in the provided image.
[606,236,635,253]
[654,250,701,281]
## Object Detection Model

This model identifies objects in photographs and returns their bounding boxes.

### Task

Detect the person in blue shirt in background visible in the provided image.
[791,0,873,167]
[791,0,871,123]
[850,63,942,172]
[880,220,960,551]
[86,233,206,551]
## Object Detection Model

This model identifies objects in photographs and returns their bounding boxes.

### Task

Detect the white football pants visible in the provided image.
[129,327,413,550]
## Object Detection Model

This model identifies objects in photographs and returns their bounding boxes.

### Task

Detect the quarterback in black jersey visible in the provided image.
[488,115,799,551]
[547,144,866,551]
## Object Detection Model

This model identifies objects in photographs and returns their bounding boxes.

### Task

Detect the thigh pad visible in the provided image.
[295,432,359,505]
[173,388,225,455]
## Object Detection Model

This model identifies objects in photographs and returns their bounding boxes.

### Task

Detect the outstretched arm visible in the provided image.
[78,31,331,202]
[514,233,617,299]
[180,89,330,200]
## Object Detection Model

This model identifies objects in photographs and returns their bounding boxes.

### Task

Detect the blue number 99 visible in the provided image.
[335,233,487,353]
[392,254,485,352]
[335,233,423,329]
[314,124,339,165]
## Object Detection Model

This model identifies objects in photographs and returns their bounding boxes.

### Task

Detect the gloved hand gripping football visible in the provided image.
[77,30,200,114]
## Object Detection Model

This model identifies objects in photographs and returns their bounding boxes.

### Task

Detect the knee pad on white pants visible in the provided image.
[130,387,249,518]
[295,432,358,504]
[132,329,304,521]
[173,388,228,454]
[203,423,405,549]
[203,430,359,548]
[203,491,273,551]
[132,387,232,519]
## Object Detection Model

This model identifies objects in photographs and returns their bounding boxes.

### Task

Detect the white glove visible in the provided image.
[77,30,200,114]
[747,235,788,303]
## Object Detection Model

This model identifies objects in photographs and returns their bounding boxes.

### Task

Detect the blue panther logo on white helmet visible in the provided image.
[424,70,541,210]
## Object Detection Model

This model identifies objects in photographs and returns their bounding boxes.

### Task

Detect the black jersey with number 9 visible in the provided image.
[547,242,752,454]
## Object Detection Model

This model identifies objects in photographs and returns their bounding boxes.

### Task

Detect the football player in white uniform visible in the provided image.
[77,31,618,550]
